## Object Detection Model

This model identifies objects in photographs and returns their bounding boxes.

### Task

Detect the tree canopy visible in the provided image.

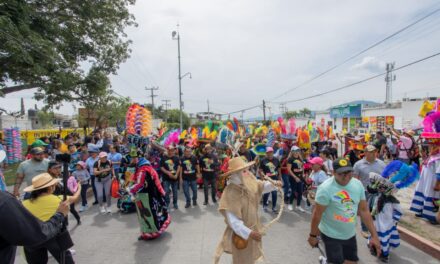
[0,0,136,106]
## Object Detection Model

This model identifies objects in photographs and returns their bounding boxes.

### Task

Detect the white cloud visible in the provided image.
[352,56,386,73]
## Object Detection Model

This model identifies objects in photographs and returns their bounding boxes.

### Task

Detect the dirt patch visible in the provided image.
[396,185,440,245]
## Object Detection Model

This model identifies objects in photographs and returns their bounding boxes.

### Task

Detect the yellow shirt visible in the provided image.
[23,195,63,221]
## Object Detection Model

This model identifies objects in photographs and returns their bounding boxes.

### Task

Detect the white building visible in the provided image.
[314,97,437,133]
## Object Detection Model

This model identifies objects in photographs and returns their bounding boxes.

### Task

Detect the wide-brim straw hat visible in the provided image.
[221,157,255,177]
[24,173,60,192]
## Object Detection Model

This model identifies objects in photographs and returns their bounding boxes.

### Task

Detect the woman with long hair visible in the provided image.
[287,146,305,212]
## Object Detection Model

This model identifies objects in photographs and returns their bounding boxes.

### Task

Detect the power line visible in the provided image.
[268,5,440,101]
[280,50,440,104]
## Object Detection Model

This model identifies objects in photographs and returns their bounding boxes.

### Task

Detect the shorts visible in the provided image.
[321,233,359,264]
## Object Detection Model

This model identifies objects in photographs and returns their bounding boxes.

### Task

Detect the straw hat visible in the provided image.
[24,173,60,192]
[222,157,255,177]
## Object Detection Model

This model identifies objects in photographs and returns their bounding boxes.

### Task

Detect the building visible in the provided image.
[314,97,437,133]
[195,112,222,121]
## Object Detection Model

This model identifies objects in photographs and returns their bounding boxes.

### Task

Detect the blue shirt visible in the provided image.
[315,177,366,240]
[86,156,98,176]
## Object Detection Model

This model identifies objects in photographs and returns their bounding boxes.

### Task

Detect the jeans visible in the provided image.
[163,180,179,207]
[203,176,217,203]
[183,179,197,204]
[90,174,98,202]
[288,176,303,206]
[263,190,278,210]
[282,174,290,202]
[95,176,112,207]
[80,183,89,206]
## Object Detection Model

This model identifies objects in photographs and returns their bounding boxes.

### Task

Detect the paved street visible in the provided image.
[13,189,438,264]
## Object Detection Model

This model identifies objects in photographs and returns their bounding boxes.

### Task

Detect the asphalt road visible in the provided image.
[13,189,439,264]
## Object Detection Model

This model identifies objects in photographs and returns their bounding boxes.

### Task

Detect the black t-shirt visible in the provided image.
[199,154,218,178]
[259,157,280,178]
[181,156,198,181]
[287,157,304,178]
[93,160,112,178]
[160,155,180,181]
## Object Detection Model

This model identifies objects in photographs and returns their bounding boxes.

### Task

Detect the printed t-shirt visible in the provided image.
[287,157,304,178]
[181,156,198,181]
[93,160,112,179]
[199,154,218,178]
[22,195,63,221]
[259,157,280,179]
[315,177,366,240]
[160,155,180,181]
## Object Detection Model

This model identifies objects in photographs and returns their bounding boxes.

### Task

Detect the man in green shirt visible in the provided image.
[308,158,381,264]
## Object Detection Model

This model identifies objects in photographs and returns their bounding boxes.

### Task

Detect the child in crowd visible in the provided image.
[72,161,90,212]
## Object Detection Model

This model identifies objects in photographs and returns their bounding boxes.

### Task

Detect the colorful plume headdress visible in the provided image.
[381,160,420,189]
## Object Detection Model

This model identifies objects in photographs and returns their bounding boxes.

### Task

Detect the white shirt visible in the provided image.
[226,176,276,239]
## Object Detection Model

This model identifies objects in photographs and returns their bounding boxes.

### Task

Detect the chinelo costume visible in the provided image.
[367,160,419,262]
[128,157,171,240]
[214,157,283,264]
[410,103,440,224]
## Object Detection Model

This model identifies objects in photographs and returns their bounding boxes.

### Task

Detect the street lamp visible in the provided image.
[172,27,191,131]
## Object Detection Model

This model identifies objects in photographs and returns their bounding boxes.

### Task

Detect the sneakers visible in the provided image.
[361,231,370,239]
[185,203,191,208]
[379,255,389,263]
[272,208,278,214]
[92,201,99,205]
[193,201,198,206]
[100,206,106,214]
[263,206,268,211]
[105,207,112,214]
[203,201,208,205]
[288,205,294,211]
[79,205,88,212]
[296,206,305,213]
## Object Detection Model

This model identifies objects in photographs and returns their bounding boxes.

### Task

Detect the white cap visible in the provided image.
[291,146,300,152]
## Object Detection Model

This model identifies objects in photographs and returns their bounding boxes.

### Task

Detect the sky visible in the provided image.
[2,0,440,119]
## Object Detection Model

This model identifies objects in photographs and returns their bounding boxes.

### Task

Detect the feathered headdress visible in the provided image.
[381,160,420,189]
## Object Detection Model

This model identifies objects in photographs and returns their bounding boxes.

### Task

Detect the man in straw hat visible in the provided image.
[214,157,282,264]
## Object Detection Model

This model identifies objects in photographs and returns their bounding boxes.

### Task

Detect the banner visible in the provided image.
[385,116,395,126]
[330,104,362,118]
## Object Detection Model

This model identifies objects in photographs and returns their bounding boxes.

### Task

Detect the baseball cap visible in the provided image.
[98,152,108,158]
[31,139,48,148]
[87,144,100,153]
[309,157,324,166]
[290,146,300,152]
[30,147,45,155]
[266,147,274,153]
[333,158,353,174]
[365,145,377,152]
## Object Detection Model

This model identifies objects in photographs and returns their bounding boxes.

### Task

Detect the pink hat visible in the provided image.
[309,157,323,166]
[77,161,86,169]
[266,147,274,153]
[99,152,108,158]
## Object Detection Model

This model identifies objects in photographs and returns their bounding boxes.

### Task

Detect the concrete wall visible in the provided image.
[0,115,33,130]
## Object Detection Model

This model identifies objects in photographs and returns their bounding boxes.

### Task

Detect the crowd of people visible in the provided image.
[0,122,439,264]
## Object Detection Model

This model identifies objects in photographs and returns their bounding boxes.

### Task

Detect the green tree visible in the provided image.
[36,110,55,128]
[284,110,299,119]
[166,109,190,128]
[0,0,136,106]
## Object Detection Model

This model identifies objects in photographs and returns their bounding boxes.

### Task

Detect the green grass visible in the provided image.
[3,163,19,186]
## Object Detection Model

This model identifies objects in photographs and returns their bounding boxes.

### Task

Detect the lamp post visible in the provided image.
[172,27,192,131]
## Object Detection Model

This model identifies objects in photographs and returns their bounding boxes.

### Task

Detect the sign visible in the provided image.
[330,104,362,118]
[386,116,394,126]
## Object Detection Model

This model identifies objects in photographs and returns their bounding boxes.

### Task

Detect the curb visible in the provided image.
[397,225,440,260]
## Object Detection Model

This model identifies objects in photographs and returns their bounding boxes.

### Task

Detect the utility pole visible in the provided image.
[262,100,266,122]
[385,62,396,104]
[162,99,171,123]
[279,103,287,117]
[241,111,244,124]
[145,86,159,117]
[207,99,210,113]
